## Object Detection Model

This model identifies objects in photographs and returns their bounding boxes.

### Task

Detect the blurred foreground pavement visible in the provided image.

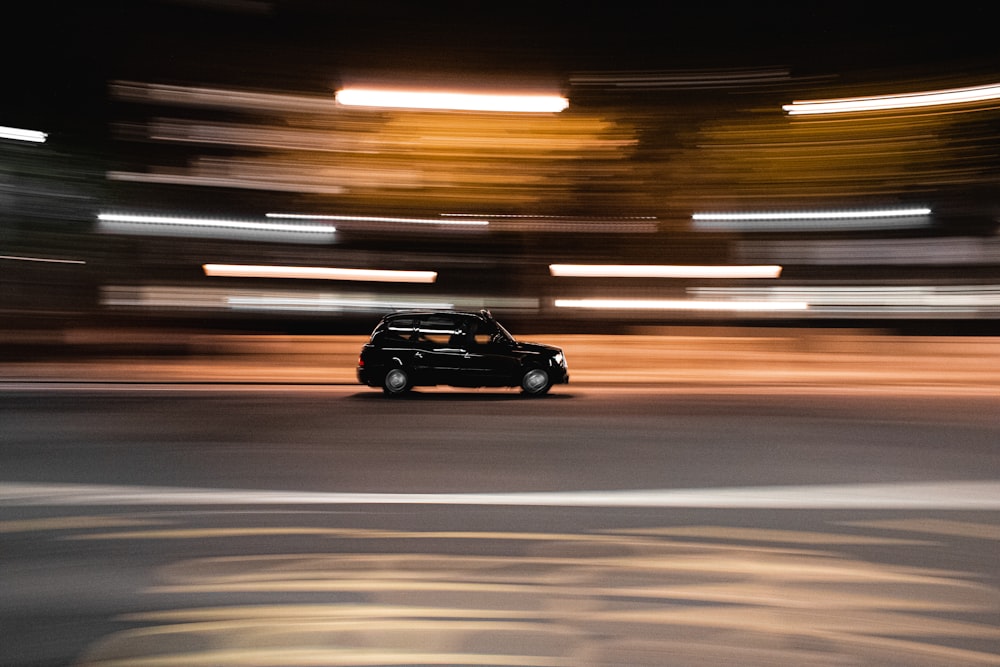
[1,327,999,392]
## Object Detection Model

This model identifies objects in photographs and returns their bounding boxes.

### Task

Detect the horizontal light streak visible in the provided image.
[692,207,932,232]
[5,480,999,509]
[203,264,437,283]
[226,297,454,312]
[267,213,489,227]
[100,288,452,313]
[0,255,85,265]
[148,118,368,152]
[735,237,1000,267]
[570,67,792,90]
[784,82,1000,115]
[223,296,538,314]
[100,285,539,314]
[335,88,569,113]
[441,213,659,233]
[111,81,336,114]
[0,125,47,143]
[97,213,337,234]
[106,170,347,195]
[693,285,1000,313]
[441,213,659,223]
[694,207,931,221]
[554,299,808,312]
[550,264,782,279]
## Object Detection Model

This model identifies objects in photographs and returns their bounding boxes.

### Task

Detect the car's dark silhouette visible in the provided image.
[357,310,568,396]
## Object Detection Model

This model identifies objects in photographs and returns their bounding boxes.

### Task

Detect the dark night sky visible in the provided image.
[5,1,999,135]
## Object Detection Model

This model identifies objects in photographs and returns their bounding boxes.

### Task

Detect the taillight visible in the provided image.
[358,356,365,367]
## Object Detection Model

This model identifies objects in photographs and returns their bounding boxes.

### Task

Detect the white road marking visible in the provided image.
[2,480,1000,509]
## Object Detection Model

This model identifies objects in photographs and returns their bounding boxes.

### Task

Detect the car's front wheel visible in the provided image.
[382,367,411,395]
[520,367,551,396]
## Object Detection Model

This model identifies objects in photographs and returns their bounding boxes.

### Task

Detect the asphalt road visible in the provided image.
[2,380,999,666]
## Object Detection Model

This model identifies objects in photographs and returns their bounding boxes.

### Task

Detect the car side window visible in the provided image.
[471,321,495,347]
[378,317,415,343]
[415,316,463,347]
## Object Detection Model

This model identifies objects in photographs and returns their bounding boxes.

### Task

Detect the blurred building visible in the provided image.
[3,3,1000,333]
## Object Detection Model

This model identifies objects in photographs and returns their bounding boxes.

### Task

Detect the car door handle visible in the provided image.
[414,352,423,359]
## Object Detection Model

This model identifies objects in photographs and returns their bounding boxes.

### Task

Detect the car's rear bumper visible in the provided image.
[357,367,376,386]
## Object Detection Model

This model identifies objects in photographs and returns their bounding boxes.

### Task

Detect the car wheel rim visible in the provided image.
[522,369,549,393]
[385,369,407,392]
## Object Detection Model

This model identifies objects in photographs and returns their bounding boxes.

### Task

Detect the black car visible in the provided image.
[357,310,569,396]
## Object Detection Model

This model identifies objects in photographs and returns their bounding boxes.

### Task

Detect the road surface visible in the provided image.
[2,373,999,666]
[3,331,999,665]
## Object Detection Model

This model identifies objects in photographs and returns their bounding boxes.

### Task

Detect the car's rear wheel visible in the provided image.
[382,367,411,395]
[520,368,551,396]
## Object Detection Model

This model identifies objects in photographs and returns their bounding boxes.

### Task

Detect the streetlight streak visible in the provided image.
[203,264,438,284]
[554,299,809,312]
[335,88,569,113]
[549,264,782,279]
[692,207,932,232]
[783,82,1000,115]
[440,213,658,233]
[98,213,337,235]
[0,125,47,143]
[266,213,489,227]
[0,255,85,265]
[693,208,931,221]
[225,296,454,312]
[6,480,1000,509]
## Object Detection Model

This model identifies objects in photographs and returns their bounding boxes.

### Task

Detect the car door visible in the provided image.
[412,314,467,385]
[456,318,521,386]
[370,315,418,375]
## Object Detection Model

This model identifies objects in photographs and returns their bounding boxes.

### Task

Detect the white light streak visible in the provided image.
[441,213,657,221]
[111,81,334,113]
[111,81,337,114]
[692,208,932,232]
[692,285,1000,316]
[5,480,999,510]
[550,264,782,279]
[783,82,1000,115]
[0,125,47,143]
[203,264,437,284]
[267,213,488,227]
[98,213,337,235]
[440,213,658,233]
[554,299,809,312]
[571,67,792,90]
[0,255,85,265]
[693,208,931,221]
[106,171,346,195]
[99,286,539,315]
[735,237,1000,267]
[335,88,569,113]
[225,297,455,312]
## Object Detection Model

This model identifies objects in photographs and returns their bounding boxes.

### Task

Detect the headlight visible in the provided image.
[553,352,565,366]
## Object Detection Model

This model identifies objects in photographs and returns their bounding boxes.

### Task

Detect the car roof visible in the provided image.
[382,310,485,320]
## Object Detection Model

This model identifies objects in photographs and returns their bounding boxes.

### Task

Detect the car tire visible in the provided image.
[520,367,551,396]
[382,367,411,396]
